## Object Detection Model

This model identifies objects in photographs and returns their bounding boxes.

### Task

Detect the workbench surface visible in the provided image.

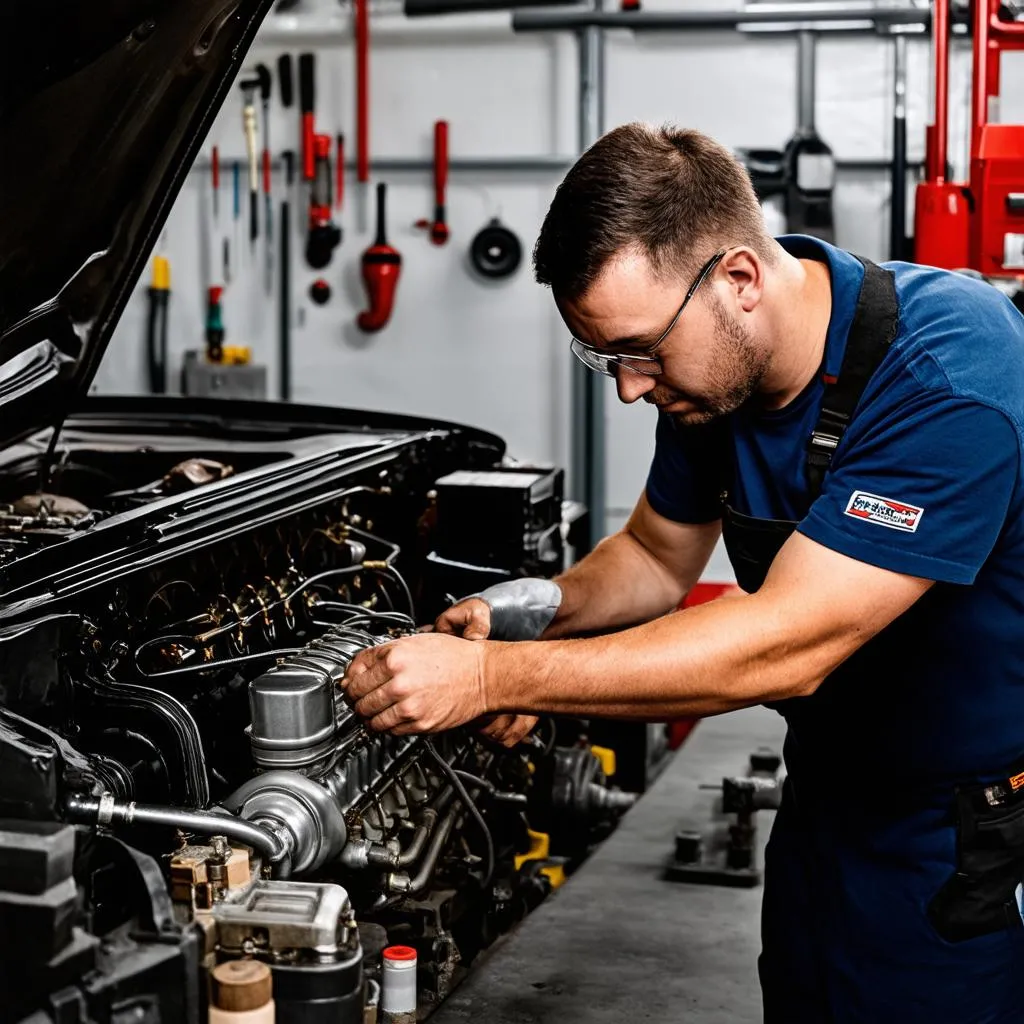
[432,706,787,1024]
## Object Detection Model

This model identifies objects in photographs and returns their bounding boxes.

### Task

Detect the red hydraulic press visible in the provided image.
[915,0,1024,280]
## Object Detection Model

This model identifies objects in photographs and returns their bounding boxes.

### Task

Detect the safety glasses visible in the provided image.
[569,248,729,378]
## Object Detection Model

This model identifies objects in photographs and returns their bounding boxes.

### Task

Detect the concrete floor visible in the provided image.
[433,707,787,1024]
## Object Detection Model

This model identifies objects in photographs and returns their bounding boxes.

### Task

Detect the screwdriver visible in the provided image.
[146,256,171,394]
[233,159,241,272]
[299,53,316,181]
[256,64,273,294]
[211,146,220,223]
[240,78,260,245]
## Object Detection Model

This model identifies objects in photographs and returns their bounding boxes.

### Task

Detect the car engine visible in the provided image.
[0,408,635,1024]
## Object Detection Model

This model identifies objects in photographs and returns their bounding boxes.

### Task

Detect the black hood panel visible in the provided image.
[0,0,273,436]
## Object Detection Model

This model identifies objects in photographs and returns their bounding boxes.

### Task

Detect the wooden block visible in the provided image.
[210,959,272,1012]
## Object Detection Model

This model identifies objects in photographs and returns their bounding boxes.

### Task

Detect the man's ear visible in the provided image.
[722,248,763,313]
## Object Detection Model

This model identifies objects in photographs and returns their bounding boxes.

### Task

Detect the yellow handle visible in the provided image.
[151,255,171,291]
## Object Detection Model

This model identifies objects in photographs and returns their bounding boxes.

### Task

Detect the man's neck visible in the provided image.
[758,253,833,411]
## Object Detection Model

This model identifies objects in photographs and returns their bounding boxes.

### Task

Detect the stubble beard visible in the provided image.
[664,298,770,427]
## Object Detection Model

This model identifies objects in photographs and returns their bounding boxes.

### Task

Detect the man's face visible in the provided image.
[558,248,770,427]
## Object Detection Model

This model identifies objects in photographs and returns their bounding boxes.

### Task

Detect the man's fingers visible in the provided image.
[354,681,400,720]
[479,714,516,740]
[478,713,537,747]
[503,715,539,747]
[343,655,392,701]
[368,703,410,733]
[434,599,491,640]
[433,604,472,635]
[387,720,422,736]
[345,649,374,677]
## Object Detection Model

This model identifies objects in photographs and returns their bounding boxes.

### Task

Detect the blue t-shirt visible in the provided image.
[646,235,1024,789]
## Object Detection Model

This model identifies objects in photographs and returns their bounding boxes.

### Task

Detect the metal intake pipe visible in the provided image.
[65,793,291,876]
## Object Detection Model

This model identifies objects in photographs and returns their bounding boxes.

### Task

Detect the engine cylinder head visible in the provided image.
[248,626,380,773]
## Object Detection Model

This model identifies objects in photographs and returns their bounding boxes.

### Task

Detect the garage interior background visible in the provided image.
[94,0,1024,578]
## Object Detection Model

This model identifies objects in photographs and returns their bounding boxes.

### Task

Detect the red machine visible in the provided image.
[915,0,1024,278]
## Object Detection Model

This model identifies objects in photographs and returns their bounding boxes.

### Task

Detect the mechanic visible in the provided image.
[342,123,1024,1023]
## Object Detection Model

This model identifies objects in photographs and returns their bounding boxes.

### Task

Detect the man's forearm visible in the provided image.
[544,530,687,639]
[491,589,842,719]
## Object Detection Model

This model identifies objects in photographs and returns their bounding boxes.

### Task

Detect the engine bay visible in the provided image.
[0,406,632,1024]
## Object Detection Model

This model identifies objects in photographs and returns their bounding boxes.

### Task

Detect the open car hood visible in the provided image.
[0,0,275,446]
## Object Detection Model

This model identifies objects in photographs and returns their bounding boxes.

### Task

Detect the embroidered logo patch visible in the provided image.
[844,491,923,533]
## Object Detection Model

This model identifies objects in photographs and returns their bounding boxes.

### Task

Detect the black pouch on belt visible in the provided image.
[928,776,1024,942]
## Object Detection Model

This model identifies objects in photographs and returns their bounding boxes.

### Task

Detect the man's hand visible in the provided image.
[342,632,491,734]
[434,597,492,640]
[431,601,536,745]
[478,713,538,748]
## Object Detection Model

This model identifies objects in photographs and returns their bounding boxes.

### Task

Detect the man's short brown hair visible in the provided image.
[533,123,774,299]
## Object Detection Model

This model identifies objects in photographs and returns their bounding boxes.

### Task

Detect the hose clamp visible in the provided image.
[97,792,116,826]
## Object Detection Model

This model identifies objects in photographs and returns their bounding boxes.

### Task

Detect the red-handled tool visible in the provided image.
[358,182,401,332]
[211,146,220,222]
[299,53,316,181]
[280,151,295,401]
[355,0,369,185]
[415,120,449,245]
[305,133,342,269]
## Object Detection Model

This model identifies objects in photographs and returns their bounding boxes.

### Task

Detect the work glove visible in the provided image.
[433,578,562,642]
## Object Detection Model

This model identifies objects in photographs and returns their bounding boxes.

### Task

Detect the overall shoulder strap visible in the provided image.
[805,257,900,499]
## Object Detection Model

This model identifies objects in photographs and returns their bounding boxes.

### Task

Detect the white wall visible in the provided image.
[95,0,1024,583]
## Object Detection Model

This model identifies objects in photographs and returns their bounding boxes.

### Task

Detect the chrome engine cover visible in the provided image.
[225,625,420,877]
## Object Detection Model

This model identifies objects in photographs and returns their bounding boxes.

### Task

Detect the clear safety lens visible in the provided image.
[569,338,662,377]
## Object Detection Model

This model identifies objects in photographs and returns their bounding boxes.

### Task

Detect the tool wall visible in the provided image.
[101,14,579,476]
[97,0,1024,556]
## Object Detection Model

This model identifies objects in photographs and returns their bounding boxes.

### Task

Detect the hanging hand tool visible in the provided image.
[240,77,260,245]
[278,54,294,110]
[232,160,241,273]
[205,286,226,364]
[211,146,220,223]
[305,134,342,269]
[280,151,294,402]
[146,256,171,394]
[256,63,273,292]
[415,119,450,245]
[889,34,908,261]
[355,0,370,227]
[262,147,273,291]
[357,182,401,333]
[782,32,835,241]
[256,63,272,147]
[299,53,316,182]
[213,146,228,281]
